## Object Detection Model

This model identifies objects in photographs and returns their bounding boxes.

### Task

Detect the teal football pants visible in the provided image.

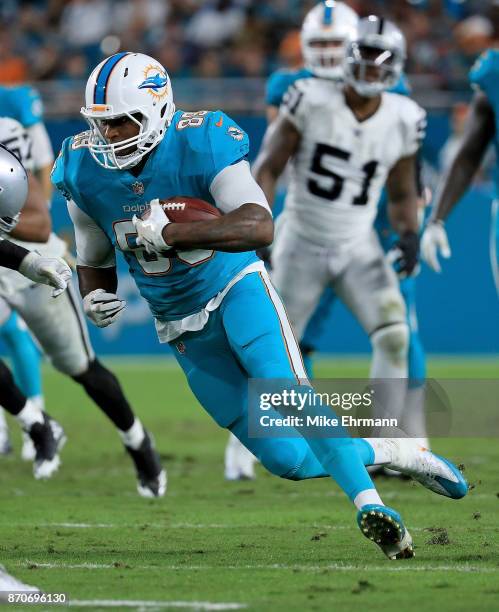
[170,271,375,501]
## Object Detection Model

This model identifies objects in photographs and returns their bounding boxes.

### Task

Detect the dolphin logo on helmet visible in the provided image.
[138,73,169,91]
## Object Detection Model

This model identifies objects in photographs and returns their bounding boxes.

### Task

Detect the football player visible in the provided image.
[421,48,499,295]
[0,117,166,498]
[254,16,425,435]
[225,0,358,480]
[0,82,56,453]
[0,144,70,478]
[54,51,467,559]
[268,3,428,447]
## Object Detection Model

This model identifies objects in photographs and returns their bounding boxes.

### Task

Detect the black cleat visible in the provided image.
[125,431,167,498]
[25,415,66,479]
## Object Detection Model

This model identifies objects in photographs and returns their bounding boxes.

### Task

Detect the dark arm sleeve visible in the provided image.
[0,239,30,271]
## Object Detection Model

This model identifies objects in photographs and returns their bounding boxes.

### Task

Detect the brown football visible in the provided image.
[142,196,222,222]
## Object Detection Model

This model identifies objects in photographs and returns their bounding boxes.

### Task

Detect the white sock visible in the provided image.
[401,385,428,440]
[363,438,396,465]
[0,408,8,430]
[30,395,45,413]
[353,489,384,510]
[119,418,145,450]
[15,399,44,429]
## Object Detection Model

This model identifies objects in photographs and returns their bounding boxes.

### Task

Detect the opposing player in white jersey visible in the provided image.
[0,144,71,478]
[0,117,167,497]
[254,16,426,428]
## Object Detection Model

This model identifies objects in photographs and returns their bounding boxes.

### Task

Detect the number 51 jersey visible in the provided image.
[280,79,426,247]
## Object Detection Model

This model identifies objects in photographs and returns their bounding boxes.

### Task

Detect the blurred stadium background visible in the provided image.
[0,0,498,357]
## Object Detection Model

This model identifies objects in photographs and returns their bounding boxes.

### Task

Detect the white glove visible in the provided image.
[132,199,172,255]
[18,251,72,297]
[83,288,126,328]
[421,220,451,273]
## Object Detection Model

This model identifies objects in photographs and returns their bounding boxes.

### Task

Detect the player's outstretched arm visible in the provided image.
[431,92,495,223]
[0,239,71,297]
[253,115,301,206]
[386,154,420,277]
[9,172,51,243]
[422,92,495,272]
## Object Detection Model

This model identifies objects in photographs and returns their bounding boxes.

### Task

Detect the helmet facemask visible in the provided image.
[303,36,350,80]
[82,106,169,170]
[0,213,20,235]
[344,42,404,97]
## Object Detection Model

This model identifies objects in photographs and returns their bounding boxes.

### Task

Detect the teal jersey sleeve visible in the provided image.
[17,86,44,127]
[469,49,499,99]
[265,68,312,107]
[0,85,43,128]
[174,110,250,187]
[51,138,72,200]
[51,133,90,214]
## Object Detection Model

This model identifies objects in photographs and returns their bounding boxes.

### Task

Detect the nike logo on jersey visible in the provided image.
[215,116,223,128]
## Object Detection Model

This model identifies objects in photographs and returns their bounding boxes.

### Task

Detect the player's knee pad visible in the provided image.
[258,439,307,480]
[374,287,406,327]
[52,353,89,377]
[371,322,409,366]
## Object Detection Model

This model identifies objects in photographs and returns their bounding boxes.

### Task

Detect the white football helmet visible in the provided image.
[81,52,175,170]
[343,16,406,97]
[301,1,358,80]
[0,144,28,235]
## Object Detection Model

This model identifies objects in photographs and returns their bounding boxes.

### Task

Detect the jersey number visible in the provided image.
[177,111,208,130]
[113,220,214,275]
[308,143,378,206]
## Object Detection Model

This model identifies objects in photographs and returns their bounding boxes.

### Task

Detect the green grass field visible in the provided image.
[0,357,498,611]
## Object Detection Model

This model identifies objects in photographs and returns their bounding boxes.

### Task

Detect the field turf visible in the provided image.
[0,357,497,611]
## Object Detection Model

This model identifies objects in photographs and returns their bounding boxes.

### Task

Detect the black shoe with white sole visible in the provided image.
[125,431,167,498]
[25,415,66,479]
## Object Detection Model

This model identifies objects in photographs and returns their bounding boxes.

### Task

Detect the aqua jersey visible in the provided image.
[0,85,43,127]
[266,68,313,107]
[52,110,258,320]
[469,49,499,196]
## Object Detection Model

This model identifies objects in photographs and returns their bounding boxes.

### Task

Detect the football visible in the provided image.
[143,196,222,222]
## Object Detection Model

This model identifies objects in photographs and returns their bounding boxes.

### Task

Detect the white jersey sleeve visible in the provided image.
[0,117,34,171]
[398,97,426,158]
[26,122,54,170]
[209,160,271,215]
[279,78,315,133]
[67,200,116,268]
